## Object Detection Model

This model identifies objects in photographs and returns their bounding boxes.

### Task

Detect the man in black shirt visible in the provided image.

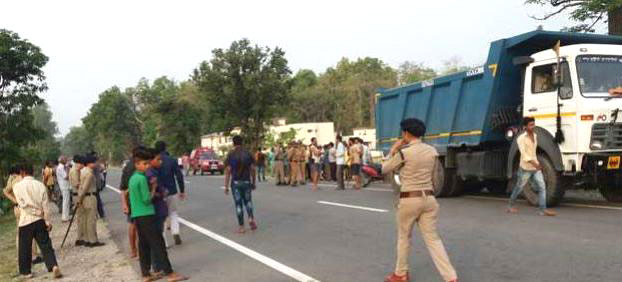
[224,136,257,234]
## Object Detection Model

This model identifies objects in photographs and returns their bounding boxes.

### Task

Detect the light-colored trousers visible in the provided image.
[82,195,99,243]
[60,186,71,221]
[166,195,180,235]
[273,161,285,183]
[298,162,306,182]
[289,162,300,185]
[395,195,457,281]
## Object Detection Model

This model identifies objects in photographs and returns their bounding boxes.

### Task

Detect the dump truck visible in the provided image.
[376,30,622,205]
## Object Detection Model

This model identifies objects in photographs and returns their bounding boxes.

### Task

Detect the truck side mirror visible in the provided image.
[552,64,563,88]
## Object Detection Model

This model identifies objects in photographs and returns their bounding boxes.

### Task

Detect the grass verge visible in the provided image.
[0,212,17,280]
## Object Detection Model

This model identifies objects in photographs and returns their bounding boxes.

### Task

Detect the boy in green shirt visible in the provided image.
[129,147,188,282]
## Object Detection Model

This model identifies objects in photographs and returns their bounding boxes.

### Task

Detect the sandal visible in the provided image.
[167,272,189,282]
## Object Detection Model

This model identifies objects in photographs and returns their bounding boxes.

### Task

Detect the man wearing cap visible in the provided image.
[69,155,86,246]
[382,118,458,282]
[273,145,286,185]
[77,155,105,247]
[287,142,299,187]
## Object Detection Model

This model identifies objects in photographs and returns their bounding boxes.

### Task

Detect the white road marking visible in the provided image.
[106,184,320,282]
[185,181,191,184]
[365,188,392,192]
[563,203,622,211]
[464,195,622,211]
[317,183,391,192]
[317,201,388,213]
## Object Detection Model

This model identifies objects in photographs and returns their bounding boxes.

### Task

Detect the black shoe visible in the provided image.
[174,234,182,245]
[75,240,86,246]
[31,256,43,265]
[86,242,105,248]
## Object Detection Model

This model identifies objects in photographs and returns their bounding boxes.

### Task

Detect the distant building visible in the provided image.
[270,121,335,145]
[200,121,336,155]
[343,128,376,149]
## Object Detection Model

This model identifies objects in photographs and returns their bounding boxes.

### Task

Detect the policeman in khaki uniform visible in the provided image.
[287,142,298,186]
[273,145,286,185]
[77,155,105,247]
[69,155,86,246]
[382,118,458,282]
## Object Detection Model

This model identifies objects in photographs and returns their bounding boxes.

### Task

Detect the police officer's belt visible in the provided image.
[73,192,96,196]
[400,190,434,198]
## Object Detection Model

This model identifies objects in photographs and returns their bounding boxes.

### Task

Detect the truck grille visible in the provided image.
[591,123,622,150]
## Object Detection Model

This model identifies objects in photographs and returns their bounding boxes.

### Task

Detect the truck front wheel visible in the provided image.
[520,154,566,207]
[598,176,622,202]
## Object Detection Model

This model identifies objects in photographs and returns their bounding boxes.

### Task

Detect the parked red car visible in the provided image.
[190,147,224,175]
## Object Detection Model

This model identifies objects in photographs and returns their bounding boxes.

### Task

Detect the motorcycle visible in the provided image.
[361,163,384,187]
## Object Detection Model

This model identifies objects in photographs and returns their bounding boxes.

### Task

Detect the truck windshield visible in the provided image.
[577,55,622,98]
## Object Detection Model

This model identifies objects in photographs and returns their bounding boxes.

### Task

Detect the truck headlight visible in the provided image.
[505,128,515,141]
[590,140,603,150]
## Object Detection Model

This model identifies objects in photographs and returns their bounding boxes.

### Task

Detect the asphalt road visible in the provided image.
[100,170,622,282]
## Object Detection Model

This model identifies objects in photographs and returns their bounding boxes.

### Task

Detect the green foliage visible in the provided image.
[526,0,622,34]
[284,57,397,134]
[397,61,437,85]
[82,86,142,163]
[263,128,298,148]
[61,126,93,157]
[28,103,61,164]
[0,29,49,177]
[193,39,292,150]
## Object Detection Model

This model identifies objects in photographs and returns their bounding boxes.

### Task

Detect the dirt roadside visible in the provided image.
[3,206,138,282]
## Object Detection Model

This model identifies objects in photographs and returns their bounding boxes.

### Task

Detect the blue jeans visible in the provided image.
[257,165,265,181]
[232,181,254,226]
[509,168,547,210]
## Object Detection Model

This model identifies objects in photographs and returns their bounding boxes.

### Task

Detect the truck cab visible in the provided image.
[524,44,622,202]
[376,30,622,205]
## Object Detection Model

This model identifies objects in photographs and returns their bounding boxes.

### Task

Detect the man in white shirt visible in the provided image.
[335,135,346,190]
[328,143,337,181]
[56,157,71,222]
[14,164,62,279]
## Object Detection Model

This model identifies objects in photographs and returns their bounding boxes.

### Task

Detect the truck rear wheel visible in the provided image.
[520,154,565,207]
[436,168,464,197]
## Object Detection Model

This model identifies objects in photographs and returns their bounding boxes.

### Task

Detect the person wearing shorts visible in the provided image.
[349,138,363,190]
[309,138,322,191]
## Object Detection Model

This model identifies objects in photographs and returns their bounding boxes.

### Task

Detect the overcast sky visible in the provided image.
[1,0,601,136]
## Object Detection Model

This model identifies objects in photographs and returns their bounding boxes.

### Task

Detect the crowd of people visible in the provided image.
[1,115,562,282]
[2,151,108,279]
[256,136,374,191]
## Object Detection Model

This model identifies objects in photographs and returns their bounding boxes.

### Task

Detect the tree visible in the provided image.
[156,96,203,156]
[441,56,472,75]
[29,103,61,164]
[0,29,49,177]
[82,86,143,163]
[526,0,622,35]
[61,126,94,157]
[397,61,437,85]
[193,39,292,150]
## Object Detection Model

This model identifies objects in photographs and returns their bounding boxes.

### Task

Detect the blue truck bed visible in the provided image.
[376,30,622,153]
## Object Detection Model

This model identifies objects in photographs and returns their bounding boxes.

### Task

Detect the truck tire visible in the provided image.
[598,177,622,203]
[437,168,464,197]
[520,154,565,207]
